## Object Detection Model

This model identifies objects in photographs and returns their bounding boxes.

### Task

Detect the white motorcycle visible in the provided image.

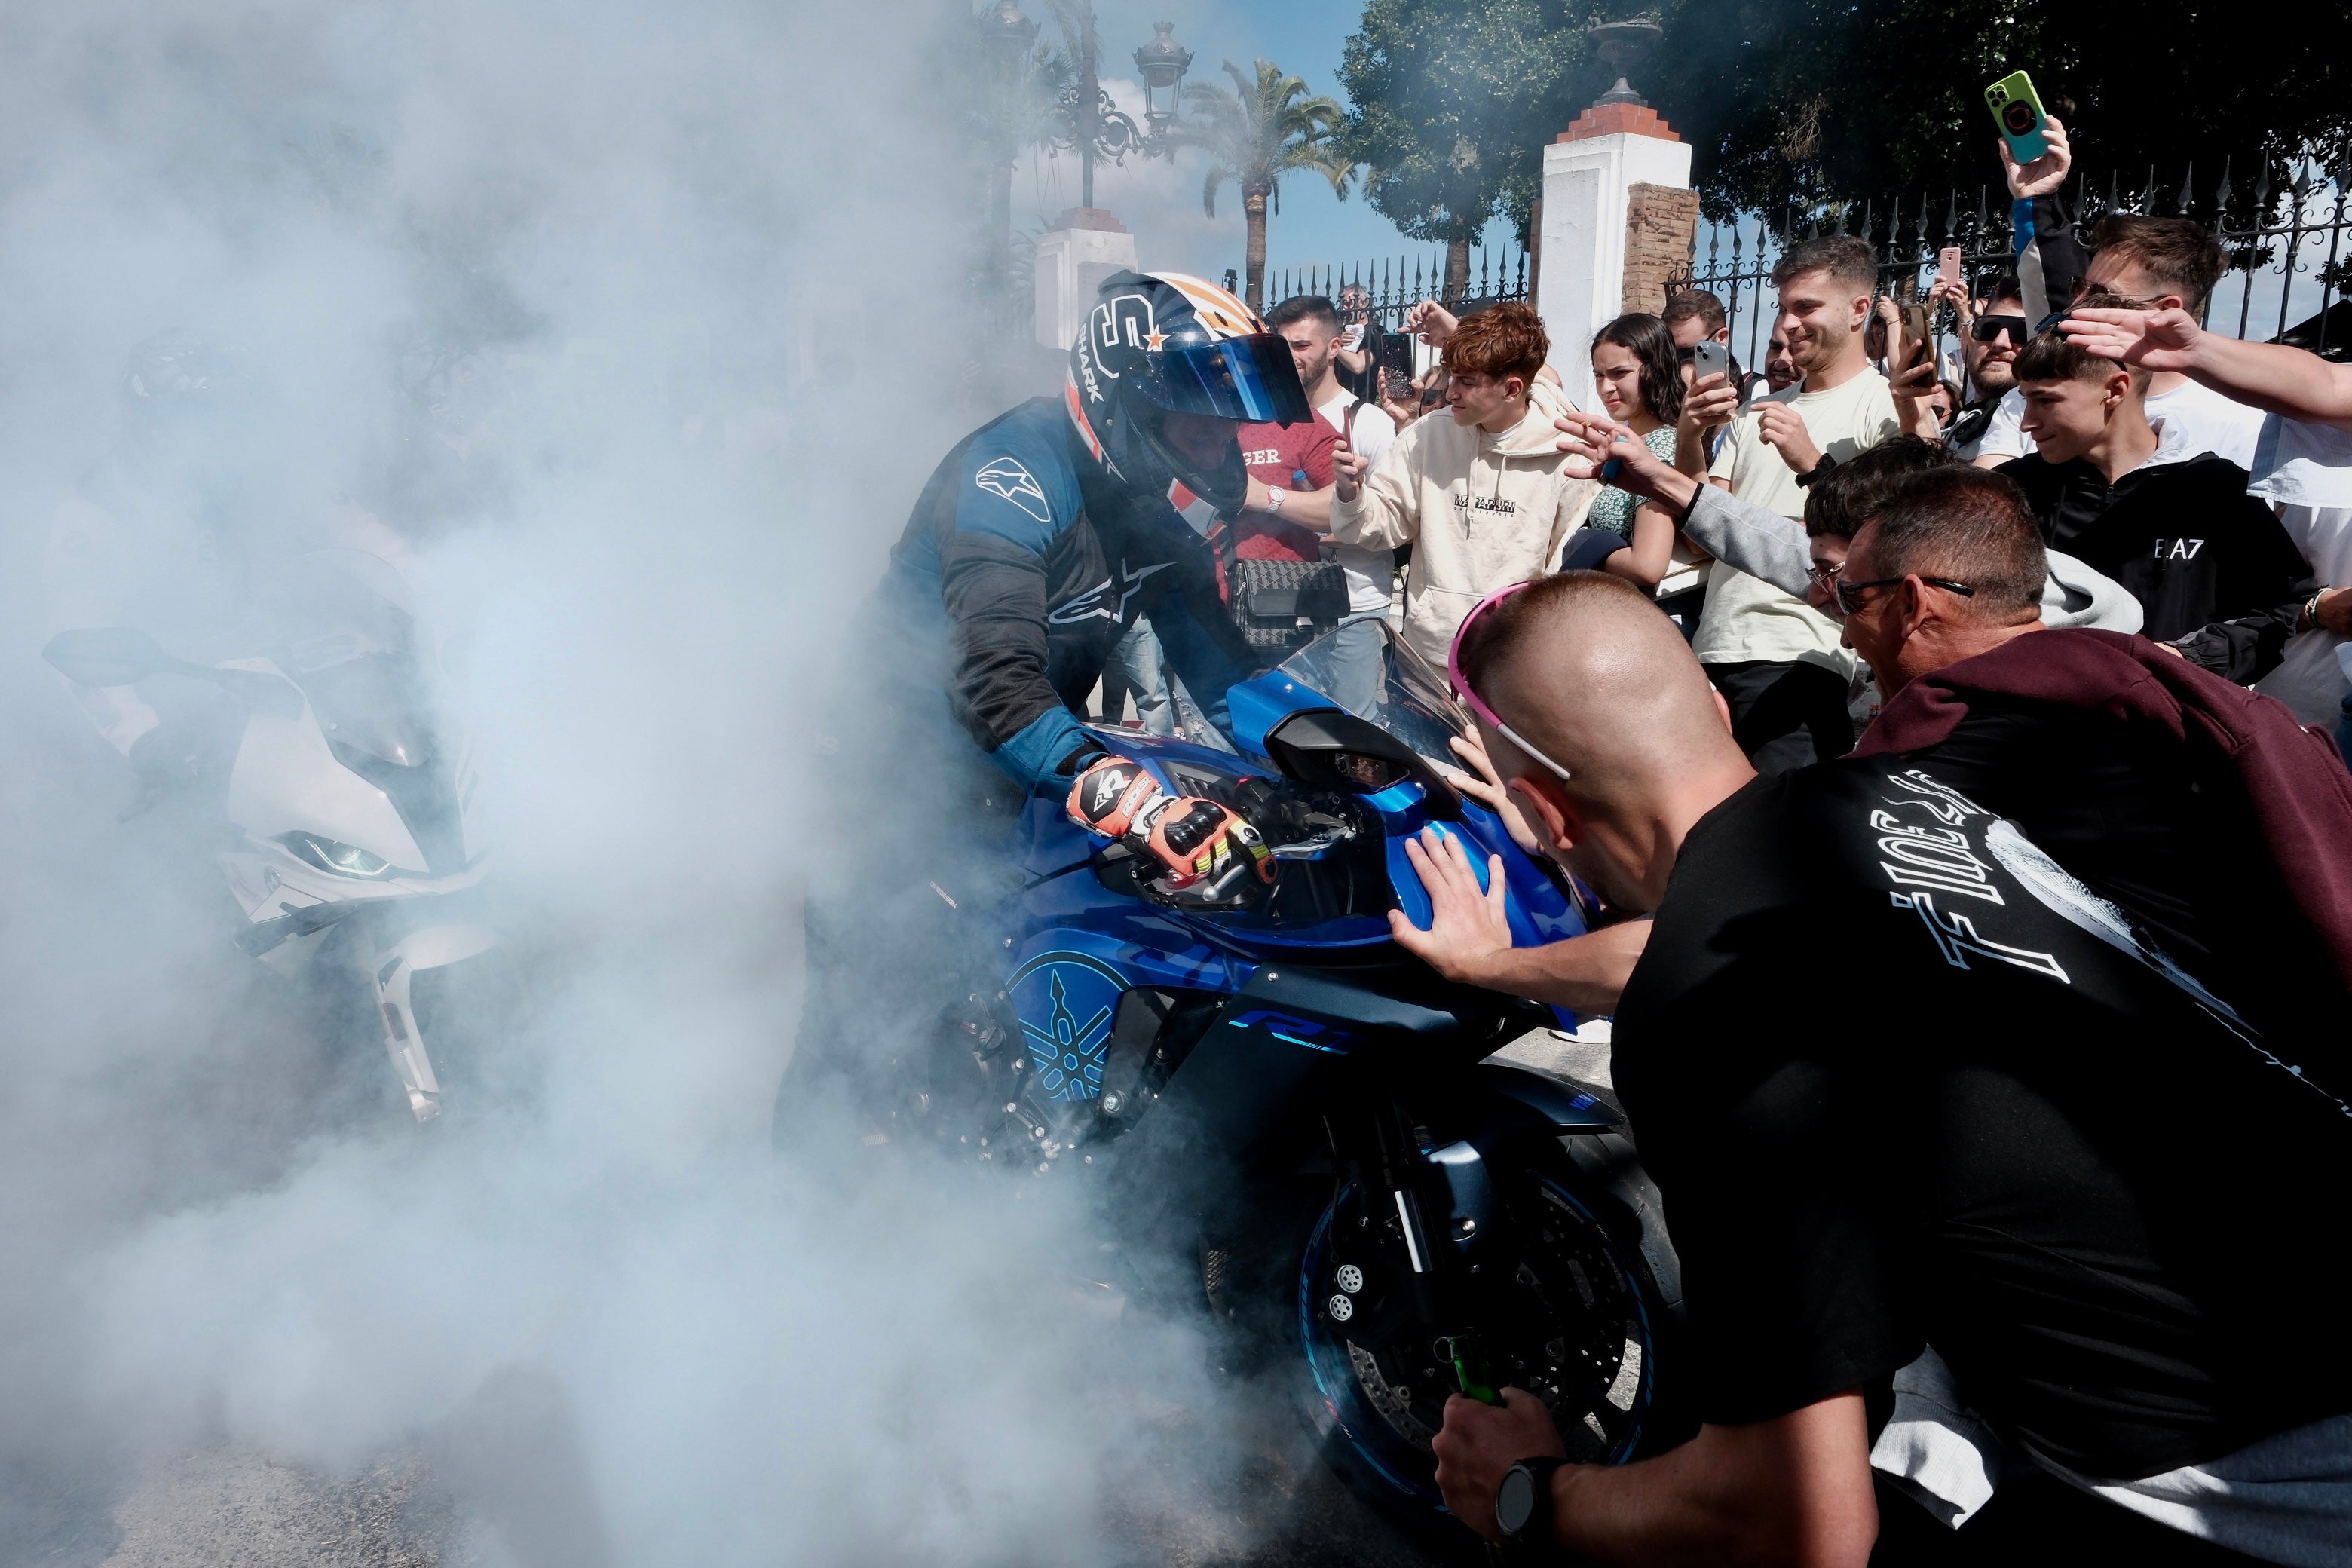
[44,549,503,1121]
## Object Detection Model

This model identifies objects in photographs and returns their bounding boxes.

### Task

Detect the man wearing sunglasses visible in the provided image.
[1944,276,2030,460]
[1426,565,2352,1566]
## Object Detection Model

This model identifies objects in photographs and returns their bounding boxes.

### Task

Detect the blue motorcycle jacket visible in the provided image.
[884,396,1257,791]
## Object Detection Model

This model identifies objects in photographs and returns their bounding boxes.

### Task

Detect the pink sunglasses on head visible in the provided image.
[1447,581,1574,782]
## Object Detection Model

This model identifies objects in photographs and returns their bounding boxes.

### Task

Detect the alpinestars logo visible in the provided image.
[1047,559,1171,625]
[975,457,1052,523]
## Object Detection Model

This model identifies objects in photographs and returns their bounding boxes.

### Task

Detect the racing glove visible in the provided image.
[1067,756,1274,890]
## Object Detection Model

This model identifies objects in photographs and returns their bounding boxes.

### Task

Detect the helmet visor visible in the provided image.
[1151,334,1312,425]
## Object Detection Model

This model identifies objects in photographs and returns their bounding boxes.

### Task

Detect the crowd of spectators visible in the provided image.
[1145,103,2352,1568]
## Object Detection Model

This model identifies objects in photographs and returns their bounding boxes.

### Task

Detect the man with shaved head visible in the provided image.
[1423,566,2352,1562]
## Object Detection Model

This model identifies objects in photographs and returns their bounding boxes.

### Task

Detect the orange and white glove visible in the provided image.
[1067,757,1275,890]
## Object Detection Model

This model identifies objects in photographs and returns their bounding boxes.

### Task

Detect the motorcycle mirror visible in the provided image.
[1263,709,1462,819]
[42,626,305,718]
[42,627,175,687]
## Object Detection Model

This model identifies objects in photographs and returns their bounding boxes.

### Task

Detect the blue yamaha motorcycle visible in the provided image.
[793,623,1683,1550]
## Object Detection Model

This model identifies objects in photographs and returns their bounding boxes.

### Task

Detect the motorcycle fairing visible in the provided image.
[225,656,427,876]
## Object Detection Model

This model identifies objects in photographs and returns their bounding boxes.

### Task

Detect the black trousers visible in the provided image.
[1706,657,1854,775]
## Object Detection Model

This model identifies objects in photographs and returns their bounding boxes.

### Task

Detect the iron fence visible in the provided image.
[1666,159,2352,377]
[1244,243,1532,389]
[1251,241,1532,329]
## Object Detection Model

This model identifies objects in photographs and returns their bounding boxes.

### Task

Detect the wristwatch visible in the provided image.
[1496,1456,1568,1544]
[1794,452,1839,488]
[1266,485,1288,515]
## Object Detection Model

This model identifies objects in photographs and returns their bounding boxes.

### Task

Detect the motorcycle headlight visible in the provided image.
[279,831,397,879]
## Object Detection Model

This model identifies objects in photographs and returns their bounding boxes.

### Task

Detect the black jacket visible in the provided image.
[879,397,1255,789]
[1996,450,2315,683]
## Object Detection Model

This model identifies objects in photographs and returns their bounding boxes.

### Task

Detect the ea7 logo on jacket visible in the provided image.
[1047,559,1171,625]
[975,457,1052,524]
[2151,537,2206,559]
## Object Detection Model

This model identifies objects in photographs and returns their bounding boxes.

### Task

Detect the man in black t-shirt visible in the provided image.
[1995,300,2314,684]
[1426,569,2352,1565]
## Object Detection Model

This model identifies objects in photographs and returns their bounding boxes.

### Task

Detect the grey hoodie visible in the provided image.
[1678,484,2145,633]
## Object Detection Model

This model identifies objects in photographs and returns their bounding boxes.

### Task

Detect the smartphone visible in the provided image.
[1338,322,1367,351]
[1689,338,1732,387]
[1937,247,1963,287]
[1985,70,2050,163]
[1901,302,1933,354]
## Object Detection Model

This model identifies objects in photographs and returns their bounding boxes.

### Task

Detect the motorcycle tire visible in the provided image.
[1291,1130,1683,1554]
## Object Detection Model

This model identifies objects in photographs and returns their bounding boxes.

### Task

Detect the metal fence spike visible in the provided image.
[2178,161,2194,215]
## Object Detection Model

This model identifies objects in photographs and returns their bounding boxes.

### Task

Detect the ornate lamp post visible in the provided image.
[975,0,1040,247]
[1045,8,1192,210]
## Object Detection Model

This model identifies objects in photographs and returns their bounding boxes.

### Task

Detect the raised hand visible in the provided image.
[1552,411,1633,480]
[1402,299,1459,347]
[1680,372,1741,435]
[1332,429,1370,502]
[1754,401,1824,476]
[1887,341,1943,439]
[2060,306,2203,372]
[1999,112,2072,201]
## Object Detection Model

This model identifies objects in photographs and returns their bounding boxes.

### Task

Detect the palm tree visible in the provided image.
[1181,60,1355,312]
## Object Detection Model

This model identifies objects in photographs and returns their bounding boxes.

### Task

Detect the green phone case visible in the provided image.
[1985,70,2049,163]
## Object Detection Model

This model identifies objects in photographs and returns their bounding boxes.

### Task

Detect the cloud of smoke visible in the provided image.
[0,0,1250,1560]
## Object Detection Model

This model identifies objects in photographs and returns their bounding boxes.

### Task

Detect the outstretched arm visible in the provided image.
[2063,308,2352,430]
[1384,825,1652,1015]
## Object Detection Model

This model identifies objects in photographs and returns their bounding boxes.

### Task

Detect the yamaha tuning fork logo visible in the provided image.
[1006,950,1126,1101]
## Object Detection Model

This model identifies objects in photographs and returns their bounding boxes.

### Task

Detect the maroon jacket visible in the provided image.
[1853,628,2352,1000]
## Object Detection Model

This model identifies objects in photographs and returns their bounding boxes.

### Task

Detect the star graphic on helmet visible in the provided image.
[1144,329,1168,352]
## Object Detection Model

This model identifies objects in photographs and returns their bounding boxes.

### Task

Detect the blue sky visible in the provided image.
[1013,0,1529,287]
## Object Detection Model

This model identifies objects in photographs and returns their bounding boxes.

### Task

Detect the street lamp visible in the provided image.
[976,0,1038,77]
[1132,21,1193,135]
[1041,5,1191,210]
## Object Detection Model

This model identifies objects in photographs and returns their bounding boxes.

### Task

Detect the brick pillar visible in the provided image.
[1623,183,1700,316]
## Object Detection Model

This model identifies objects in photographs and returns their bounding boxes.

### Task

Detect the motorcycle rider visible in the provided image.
[789,271,1315,1108]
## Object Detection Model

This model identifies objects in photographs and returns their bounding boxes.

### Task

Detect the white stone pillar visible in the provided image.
[1034,207,1141,351]
[1535,106,1694,412]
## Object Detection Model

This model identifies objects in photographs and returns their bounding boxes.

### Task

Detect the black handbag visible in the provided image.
[1226,555,1352,658]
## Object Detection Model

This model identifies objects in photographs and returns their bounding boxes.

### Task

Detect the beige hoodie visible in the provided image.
[1328,380,1597,668]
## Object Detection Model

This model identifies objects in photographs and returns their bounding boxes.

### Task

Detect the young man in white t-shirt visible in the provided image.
[1968,205,2267,469]
[1269,293,1401,713]
[1700,235,1917,771]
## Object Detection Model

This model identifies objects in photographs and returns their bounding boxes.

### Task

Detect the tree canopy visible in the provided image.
[1336,0,1585,284]
[1640,0,2352,220]
[1181,60,1354,308]
[1334,0,2352,237]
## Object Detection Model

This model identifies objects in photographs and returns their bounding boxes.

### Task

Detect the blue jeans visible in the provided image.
[1321,613,1391,718]
[1104,618,1175,737]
